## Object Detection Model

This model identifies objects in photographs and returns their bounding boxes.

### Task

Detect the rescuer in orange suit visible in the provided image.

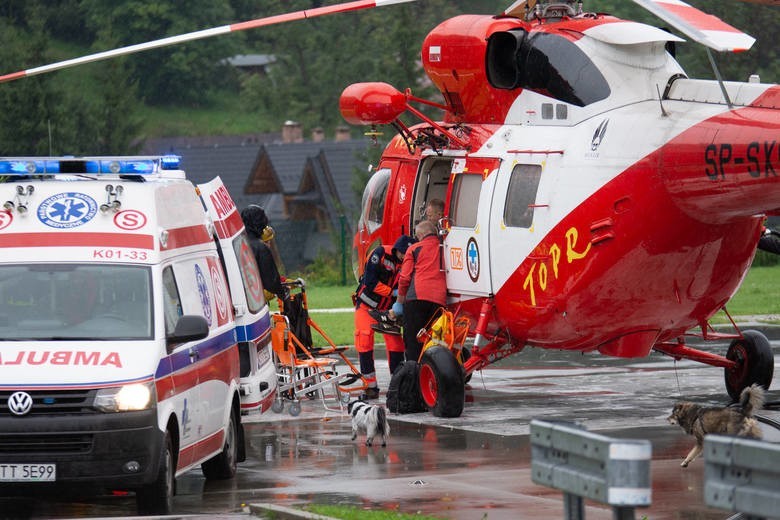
[354,235,416,399]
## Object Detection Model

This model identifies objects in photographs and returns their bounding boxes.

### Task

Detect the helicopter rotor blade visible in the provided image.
[0,0,416,85]
[630,0,755,52]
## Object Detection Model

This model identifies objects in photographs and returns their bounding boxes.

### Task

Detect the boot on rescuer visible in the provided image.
[0,155,277,514]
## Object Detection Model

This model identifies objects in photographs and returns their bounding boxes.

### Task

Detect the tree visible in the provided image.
[80,0,243,106]
[0,1,143,155]
[0,5,67,155]
[237,0,467,133]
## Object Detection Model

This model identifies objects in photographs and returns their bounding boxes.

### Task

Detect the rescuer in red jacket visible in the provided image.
[354,234,416,399]
[397,219,447,363]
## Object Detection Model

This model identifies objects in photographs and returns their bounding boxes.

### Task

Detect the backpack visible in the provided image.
[386,361,427,414]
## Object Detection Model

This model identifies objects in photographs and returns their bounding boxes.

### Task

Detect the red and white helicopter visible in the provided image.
[341,0,779,415]
[0,0,776,417]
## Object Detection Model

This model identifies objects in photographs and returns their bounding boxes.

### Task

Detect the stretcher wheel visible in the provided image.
[339,373,361,386]
[419,346,465,417]
[724,330,774,401]
[272,400,284,413]
[288,401,302,416]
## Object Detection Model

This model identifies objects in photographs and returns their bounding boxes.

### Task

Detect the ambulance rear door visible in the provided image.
[197,177,276,414]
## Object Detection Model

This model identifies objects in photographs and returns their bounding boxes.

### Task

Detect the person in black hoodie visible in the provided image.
[241,205,288,302]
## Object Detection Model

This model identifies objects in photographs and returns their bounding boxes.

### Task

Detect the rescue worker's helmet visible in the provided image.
[392,235,416,256]
[241,205,269,236]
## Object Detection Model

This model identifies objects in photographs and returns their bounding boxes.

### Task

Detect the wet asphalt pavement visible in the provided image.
[2,326,779,520]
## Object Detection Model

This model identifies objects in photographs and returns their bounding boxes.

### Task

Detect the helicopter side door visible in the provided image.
[487,159,545,300]
[441,157,502,298]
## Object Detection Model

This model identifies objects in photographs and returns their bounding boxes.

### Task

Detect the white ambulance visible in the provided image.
[0,156,277,514]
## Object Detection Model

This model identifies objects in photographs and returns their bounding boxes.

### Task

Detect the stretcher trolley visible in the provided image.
[270,278,368,415]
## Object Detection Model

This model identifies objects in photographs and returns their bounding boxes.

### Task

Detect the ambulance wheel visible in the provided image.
[201,407,238,480]
[289,401,302,416]
[136,431,175,515]
[724,330,774,401]
[419,346,465,418]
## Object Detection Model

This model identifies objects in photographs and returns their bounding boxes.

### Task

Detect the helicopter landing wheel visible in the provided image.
[724,330,774,401]
[419,346,465,418]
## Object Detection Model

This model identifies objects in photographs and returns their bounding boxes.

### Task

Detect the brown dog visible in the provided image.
[667,384,764,467]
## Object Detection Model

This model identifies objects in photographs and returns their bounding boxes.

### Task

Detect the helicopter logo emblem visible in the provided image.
[591,119,609,152]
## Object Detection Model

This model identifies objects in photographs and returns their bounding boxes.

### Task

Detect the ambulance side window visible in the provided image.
[233,233,264,314]
[162,267,183,335]
[504,164,542,229]
[450,174,482,228]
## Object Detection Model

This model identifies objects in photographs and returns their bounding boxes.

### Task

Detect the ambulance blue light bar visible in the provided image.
[0,155,182,175]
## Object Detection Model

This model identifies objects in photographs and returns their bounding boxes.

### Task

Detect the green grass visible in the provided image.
[137,96,272,137]
[304,283,354,348]
[304,283,355,309]
[721,265,780,317]
[301,265,780,347]
[307,310,354,348]
[304,504,441,520]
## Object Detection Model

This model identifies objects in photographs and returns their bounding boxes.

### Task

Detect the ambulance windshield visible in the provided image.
[0,264,152,340]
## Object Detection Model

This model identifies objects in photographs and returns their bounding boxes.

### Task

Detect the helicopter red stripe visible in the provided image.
[0,71,27,83]
[655,1,745,34]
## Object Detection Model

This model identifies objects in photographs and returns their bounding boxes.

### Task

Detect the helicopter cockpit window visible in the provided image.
[450,174,482,229]
[504,164,542,229]
[486,30,610,107]
[360,168,391,233]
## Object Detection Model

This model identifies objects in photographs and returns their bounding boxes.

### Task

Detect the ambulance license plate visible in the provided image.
[0,463,56,482]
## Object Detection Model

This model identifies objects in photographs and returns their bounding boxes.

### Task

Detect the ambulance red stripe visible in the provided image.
[240,390,276,411]
[162,225,212,250]
[177,428,227,471]
[0,232,153,249]
[212,209,244,240]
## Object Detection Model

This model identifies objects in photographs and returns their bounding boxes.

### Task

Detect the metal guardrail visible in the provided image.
[530,419,652,520]
[704,435,780,520]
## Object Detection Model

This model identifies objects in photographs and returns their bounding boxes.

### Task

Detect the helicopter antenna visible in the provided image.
[0,0,416,84]
[655,84,669,117]
[705,48,734,109]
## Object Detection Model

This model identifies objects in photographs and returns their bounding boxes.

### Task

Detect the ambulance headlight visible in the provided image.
[94,382,155,412]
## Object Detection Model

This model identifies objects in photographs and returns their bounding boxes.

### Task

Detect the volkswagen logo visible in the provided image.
[8,391,33,416]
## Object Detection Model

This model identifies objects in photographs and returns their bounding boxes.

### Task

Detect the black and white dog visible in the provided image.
[348,400,389,447]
